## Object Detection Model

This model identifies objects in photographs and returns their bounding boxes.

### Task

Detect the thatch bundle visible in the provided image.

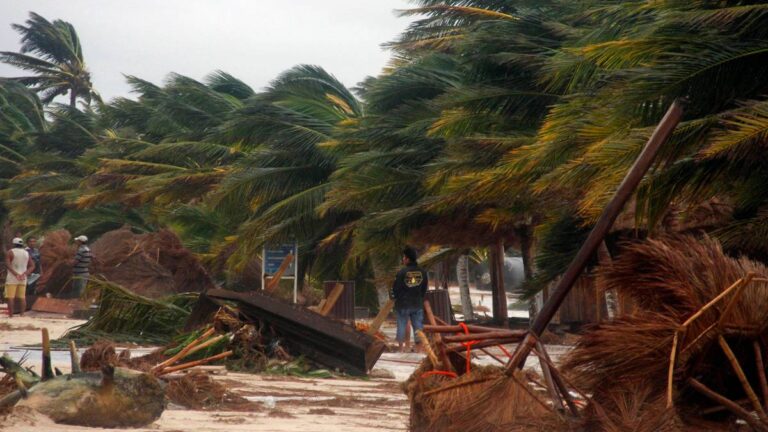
[165,370,249,410]
[403,359,569,432]
[37,230,76,296]
[91,227,215,298]
[79,340,130,371]
[564,235,768,429]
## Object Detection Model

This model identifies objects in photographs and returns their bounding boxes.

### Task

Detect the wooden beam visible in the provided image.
[319,283,344,316]
[689,378,768,432]
[368,299,394,335]
[265,253,294,292]
[507,99,685,371]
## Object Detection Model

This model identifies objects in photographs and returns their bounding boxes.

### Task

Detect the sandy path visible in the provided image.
[1,312,411,432]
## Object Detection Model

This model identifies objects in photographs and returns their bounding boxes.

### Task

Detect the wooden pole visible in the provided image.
[689,378,768,432]
[265,253,294,292]
[152,327,215,374]
[754,340,768,412]
[69,340,81,374]
[718,335,768,422]
[368,299,394,335]
[157,350,234,376]
[424,300,454,372]
[534,342,579,417]
[443,331,526,343]
[41,328,53,381]
[320,283,344,316]
[507,100,685,371]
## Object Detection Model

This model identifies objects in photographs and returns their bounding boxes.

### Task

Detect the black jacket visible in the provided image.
[390,264,428,310]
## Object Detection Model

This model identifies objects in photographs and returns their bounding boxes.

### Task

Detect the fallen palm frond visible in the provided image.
[63,279,197,345]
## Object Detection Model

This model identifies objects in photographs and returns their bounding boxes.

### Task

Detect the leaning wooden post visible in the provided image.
[506,100,685,372]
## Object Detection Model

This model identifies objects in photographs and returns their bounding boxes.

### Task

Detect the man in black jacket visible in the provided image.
[390,246,428,353]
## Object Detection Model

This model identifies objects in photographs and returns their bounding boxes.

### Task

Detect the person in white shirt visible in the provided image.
[5,237,34,317]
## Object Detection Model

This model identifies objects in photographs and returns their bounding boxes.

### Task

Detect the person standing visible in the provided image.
[25,236,42,294]
[390,246,428,353]
[72,235,92,298]
[5,237,33,317]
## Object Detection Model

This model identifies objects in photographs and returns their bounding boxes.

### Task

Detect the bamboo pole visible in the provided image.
[718,335,768,423]
[368,299,394,335]
[681,276,750,327]
[152,327,215,374]
[423,324,502,333]
[506,100,685,371]
[157,351,234,376]
[424,300,454,372]
[754,341,768,412]
[184,334,227,358]
[417,330,440,368]
[689,378,768,432]
[443,331,525,343]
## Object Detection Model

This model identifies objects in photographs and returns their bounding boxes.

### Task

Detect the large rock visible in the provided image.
[17,367,165,427]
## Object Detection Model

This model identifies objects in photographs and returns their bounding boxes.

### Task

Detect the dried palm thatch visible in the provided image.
[91,227,215,298]
[403,359,570,432]
[580,381,683,432]
[165,370,248,410]
[37,230,76,296]
[564,235,768,429]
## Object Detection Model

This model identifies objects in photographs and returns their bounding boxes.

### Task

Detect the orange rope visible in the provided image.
[421,370,458,379]
[458,322,479,375]
[498,344,513,358]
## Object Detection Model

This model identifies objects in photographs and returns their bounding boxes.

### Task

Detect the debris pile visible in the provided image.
[36,227,214,298]
[565,236,768,431]
[408,235,768,431]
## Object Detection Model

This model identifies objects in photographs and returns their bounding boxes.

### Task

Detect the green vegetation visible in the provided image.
[3,2,768,308]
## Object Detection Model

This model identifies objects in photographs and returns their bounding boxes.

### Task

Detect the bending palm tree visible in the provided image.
[0,12,96,108]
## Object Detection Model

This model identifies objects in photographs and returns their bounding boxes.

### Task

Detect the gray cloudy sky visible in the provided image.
[0,1,413,101]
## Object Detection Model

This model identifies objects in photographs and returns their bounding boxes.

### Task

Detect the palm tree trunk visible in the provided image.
[370,254,392,310]
[456,252,473,321]
[491,239,508,325]
[69,89,77,109]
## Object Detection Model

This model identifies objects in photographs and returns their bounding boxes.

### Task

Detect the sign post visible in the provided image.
[262,242,299,303]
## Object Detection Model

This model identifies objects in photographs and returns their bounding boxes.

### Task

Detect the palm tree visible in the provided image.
[0,12,97,108]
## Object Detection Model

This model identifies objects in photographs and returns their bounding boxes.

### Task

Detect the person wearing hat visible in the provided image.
[390,246,428,353]
[72,235,92,298]
[5,237,34,317]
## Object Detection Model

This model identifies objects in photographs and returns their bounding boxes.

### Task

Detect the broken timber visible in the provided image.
[188,289,385,376]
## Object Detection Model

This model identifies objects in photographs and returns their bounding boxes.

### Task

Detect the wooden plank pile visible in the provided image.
[189,289,385,376]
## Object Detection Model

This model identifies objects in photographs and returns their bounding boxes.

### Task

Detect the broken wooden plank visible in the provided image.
[368,299,394,336]
[265,253,294,292]
[31,297,80,315]
[319,283,344,316]
[201,289,384,375]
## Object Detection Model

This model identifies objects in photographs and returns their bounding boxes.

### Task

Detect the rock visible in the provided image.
[17,366,165,428]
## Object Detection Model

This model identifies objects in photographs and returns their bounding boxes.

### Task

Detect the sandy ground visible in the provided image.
[0,312,414,432]
[0,309,567,432]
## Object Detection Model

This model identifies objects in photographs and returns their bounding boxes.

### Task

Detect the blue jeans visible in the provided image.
[396,307,424,343]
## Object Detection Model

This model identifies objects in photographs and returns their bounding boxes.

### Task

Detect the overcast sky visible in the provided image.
[0,1,414,102]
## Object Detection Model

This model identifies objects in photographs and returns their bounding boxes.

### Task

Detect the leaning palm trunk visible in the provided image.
[456,254,473,320]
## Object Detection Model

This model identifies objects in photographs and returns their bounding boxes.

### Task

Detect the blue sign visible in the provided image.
[263,243,296,276]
